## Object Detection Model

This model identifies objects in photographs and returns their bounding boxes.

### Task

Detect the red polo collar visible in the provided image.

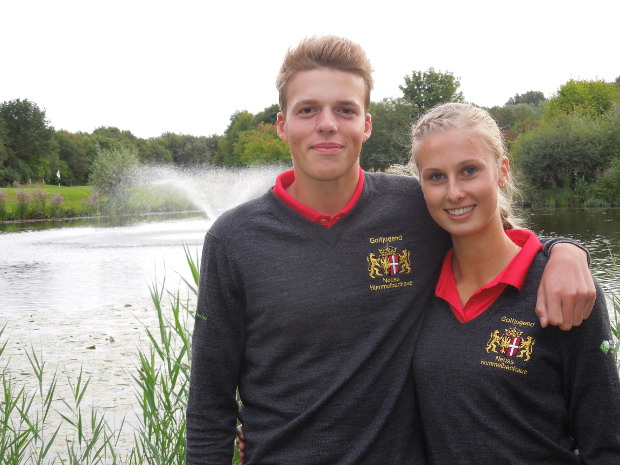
[435,229,543,323]
[272,169,365,227]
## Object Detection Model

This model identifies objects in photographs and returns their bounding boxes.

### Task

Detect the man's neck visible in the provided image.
[286,170,360,216]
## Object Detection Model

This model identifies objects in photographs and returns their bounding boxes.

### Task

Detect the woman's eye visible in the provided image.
[463,166,478,176]
[429,173,444,181]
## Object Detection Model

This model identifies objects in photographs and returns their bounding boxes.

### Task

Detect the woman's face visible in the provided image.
[416,128,509,239]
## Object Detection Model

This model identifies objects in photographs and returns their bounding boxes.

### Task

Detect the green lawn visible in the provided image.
[2,184,93,208]
[0,184,96,220]
[0,183,196,221]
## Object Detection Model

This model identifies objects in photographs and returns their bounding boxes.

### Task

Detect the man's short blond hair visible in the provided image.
[276,35,374,115]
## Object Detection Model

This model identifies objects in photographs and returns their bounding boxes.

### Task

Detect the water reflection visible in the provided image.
[526,208,620,294]
[0,205,617,455]
[1,208,618,317]
[0,214,210,314]
[0,213,215,449]
[0,211,202,234]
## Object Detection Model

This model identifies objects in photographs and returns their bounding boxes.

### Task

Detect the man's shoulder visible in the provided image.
[365,171,419,186]
[364,171,421,197]
[209,192,272,236]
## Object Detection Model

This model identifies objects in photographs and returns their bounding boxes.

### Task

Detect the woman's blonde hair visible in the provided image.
[276,35,374,115]
[410,102,522,229]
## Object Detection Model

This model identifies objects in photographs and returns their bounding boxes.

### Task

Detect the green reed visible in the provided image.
[1,246,617,463]
[0,245,242,464]
[603,252,620,371]
[127,256,193,464]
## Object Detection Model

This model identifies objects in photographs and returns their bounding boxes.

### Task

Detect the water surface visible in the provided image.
[0,204,618,455]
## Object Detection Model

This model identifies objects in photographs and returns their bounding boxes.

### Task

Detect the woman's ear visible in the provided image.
[498,156,510,187]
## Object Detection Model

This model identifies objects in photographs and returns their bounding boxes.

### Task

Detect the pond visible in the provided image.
[1,208,618,319]
[526,208,620,294]
[0,175,618,457]
[1,207,617,399]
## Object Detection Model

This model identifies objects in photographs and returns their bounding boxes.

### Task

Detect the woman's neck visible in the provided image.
[451,223,521,306]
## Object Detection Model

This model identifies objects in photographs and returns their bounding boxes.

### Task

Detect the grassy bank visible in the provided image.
[0,185,95,220]
[0,184,196,221]
[519,163,620,208]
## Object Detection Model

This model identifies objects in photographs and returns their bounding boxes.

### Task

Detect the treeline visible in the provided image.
[1,69,619,205]
[498,79,620,206]
[0,99,221,186]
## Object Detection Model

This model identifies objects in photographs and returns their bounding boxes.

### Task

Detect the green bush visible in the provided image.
[89,146,139,196]
[588,157,620,206]
[544,80,620,120]
[513,114,615,190]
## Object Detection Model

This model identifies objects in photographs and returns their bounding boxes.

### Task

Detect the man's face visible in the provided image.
[276,68,371,188]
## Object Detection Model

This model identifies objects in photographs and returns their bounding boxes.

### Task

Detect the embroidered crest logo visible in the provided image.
[366,245,412,278]
[486,328,535,361]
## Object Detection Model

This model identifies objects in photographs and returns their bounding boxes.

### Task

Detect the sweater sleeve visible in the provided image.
[539,236,591,265]
[560,281,620,463]
[186,231,245,464]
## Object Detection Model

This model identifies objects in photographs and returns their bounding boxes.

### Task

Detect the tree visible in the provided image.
[399,68,464,116]
[0,99,58,183]
[0,115,13,185]
[158,133,220,167]
[512,114,615,189]
[215,111,255,166]
[487,103,544,145]
[91,126,139,152]
[237,123,290,165]
[136,138,173,164]
[544,79,620,120]
[88,145,140,195]
[252,103,280,127]
[360,98,415,171]
[608,102,620,152]
[54,130,97,185]
[505,91,546,106]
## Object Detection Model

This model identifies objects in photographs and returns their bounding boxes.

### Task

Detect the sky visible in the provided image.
[1,0,617,140]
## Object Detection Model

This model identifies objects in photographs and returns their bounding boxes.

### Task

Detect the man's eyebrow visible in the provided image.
[291,99,363,107]
[291,99,319,108]
[336,99,362,107]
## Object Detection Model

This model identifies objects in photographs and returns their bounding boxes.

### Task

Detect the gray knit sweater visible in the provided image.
[186,172,450,464]
[413,252,620,464]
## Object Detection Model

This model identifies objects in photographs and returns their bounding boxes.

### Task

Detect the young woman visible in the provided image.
[411,103,620,464]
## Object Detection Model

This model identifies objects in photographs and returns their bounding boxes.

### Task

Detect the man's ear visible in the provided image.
[276,112,288,142]
[362,113,372,142]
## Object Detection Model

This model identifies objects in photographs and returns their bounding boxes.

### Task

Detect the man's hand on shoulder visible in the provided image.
[536,243,596,330]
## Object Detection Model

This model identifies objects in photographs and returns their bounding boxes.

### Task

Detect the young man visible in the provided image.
[186,36,594,464]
